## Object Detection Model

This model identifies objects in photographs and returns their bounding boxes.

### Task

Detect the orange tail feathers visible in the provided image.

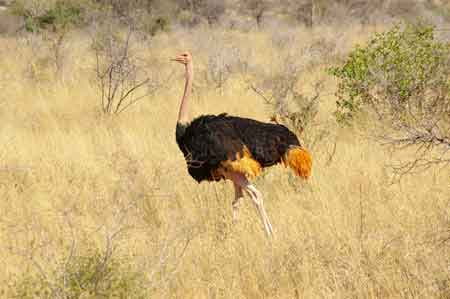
[284,146,312,179]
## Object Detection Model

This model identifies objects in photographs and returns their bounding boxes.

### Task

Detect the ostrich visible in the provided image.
[172,52,312,237]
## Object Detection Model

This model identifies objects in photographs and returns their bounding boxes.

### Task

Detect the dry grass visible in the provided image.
[0,24,449,298]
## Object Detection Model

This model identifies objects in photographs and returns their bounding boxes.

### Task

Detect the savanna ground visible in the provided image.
[0,0,450,298]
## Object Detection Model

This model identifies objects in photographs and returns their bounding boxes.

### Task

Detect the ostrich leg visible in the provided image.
[227,172,273,237]
[232,182,244,223]
[246,184,274,237]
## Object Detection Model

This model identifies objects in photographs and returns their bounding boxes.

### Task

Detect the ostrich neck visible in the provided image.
[177,62,193,124]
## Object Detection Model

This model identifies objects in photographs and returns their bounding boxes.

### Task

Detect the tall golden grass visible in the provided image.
[0,24,449,298]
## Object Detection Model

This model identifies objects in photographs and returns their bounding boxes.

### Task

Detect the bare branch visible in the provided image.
[248,83,273,104]
[91,18,159,114]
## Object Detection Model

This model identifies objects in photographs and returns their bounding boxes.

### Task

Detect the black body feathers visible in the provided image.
[176,113,301,182]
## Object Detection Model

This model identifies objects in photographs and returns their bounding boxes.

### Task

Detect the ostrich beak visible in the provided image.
[171,56,184,63]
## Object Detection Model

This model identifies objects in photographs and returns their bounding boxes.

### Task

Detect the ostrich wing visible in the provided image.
[179,114,254,181]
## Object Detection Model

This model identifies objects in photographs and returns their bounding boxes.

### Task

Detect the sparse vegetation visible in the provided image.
[0,0,449,298]
[92,20,160,114]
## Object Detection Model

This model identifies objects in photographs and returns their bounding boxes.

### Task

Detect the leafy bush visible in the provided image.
[330,22,449,123]
[8,249,148,299]
[330,22,450,174]
[12,0,83,32]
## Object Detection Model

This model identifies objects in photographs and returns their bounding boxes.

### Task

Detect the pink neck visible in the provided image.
[177,62,193,124]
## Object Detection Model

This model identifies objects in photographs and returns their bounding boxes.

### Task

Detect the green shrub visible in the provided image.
[329,22,450,124]
[330,22,450,175]
[11,0,83,32]
[8,249,148,299]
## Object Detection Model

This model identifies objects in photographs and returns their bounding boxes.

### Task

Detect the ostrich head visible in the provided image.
[171,52,192,65]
